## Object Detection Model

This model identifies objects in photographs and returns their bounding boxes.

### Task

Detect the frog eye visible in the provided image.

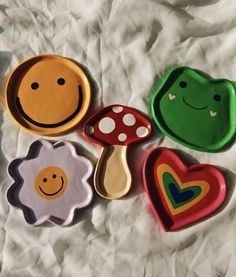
[179,81,187,88]
[213,94,221,102]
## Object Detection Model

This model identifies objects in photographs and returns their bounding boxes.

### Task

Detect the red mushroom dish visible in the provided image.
[83,104,152,199]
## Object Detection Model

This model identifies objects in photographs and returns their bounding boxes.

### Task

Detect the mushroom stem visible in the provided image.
[94,145,131,199]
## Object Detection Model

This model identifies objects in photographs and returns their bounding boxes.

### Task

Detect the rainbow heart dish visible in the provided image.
[143,147,226,231]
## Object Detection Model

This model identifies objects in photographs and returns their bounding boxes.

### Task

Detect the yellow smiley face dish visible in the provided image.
[5,54,91,136]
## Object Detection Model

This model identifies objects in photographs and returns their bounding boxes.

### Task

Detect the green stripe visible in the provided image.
[163,172,201,209]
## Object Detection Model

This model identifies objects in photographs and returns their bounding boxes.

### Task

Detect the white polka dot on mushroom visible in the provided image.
[98,117,116,134]
[136,126,149,138]
[118,133,127,142]
[112,106,123,113]
[123,113,136,126]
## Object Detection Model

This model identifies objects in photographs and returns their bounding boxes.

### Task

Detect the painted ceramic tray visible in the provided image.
[150,66,236,152]
[83,104,152,199]
[5,54,91,136]
[143,147,226,231]
[7,140,93,226]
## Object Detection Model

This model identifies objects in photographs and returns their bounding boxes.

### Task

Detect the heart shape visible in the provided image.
[168,93,176,101]
[164,173,201,207]
[143,147,226,231]
[210,110,217,117]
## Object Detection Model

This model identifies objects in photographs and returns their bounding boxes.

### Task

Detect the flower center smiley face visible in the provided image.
[150,67,236,152]
[6,55,91,136]
[35,166,68,200]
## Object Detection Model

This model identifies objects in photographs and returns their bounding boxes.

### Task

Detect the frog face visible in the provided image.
[150,67,236,151]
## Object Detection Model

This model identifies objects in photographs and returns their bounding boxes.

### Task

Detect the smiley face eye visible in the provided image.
[213,94,221,102]
[31,82,39,90]
[52,174,56,179]
[179,81,187,88]
[57,78,65,86]
[43,178,47,183]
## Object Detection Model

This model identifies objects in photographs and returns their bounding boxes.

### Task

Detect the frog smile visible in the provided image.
[183,96,207,111]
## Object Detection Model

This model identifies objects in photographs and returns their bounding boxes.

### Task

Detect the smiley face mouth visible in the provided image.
[16,85,83,128]
[39,176,64,196]
[183,96,207,111]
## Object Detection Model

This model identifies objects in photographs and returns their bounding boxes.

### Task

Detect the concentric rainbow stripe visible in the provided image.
[155,163,210,215]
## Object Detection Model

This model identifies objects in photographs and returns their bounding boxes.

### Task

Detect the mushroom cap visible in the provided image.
[83,104,152,146]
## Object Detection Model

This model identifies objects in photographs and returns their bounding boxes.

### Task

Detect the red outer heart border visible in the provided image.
[142,147,227,231]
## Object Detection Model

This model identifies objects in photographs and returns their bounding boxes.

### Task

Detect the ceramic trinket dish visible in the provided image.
[143,147,226,231]
[7,140,93,226]
[5,54,91,136]
[150,66,236,152]
[84,104,152,199]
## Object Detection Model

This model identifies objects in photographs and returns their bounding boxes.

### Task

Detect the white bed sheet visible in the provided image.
[1,0,236,276]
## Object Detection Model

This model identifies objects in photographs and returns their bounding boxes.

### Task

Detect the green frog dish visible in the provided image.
[150,66,236,152]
